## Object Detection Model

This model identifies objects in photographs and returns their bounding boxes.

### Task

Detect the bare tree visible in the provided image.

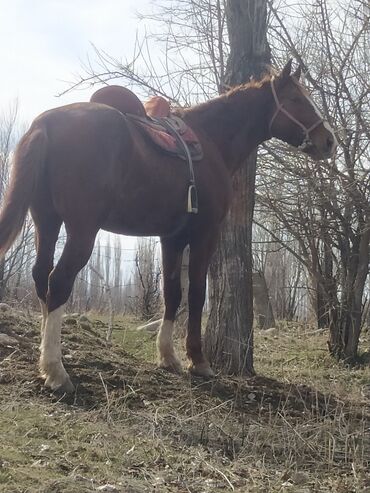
[257,0,370,360]
[252,271,276,329]
[0,104,34,304]
[204,0,271,375]
[62,0,228,107]
[253,220,310,322]
[133,238,161,319]
[112,235,123,312]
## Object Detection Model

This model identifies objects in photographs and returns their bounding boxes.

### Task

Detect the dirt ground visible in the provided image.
[0,309,369,492]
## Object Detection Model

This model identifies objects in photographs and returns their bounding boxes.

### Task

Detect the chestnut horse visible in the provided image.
[0,60,337,392]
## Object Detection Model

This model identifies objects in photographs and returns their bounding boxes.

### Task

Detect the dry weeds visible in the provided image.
[0,311,369,492]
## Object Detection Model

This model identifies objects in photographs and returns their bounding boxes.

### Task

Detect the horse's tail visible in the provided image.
[0,126,47,258]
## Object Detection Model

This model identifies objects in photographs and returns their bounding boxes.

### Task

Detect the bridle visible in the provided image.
[268,77,324,151]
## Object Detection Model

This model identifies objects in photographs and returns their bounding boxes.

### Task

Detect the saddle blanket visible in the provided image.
[128,114,203,162]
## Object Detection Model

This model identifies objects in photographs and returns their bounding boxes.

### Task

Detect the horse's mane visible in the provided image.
[225,72,274,95]
[180,71,275,119]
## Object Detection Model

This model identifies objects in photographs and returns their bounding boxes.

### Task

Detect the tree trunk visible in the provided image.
[204,0,271,375]
[328,228,370,361]
[316,281,329,329]
[253,271,275,329]
[0,257,6,301]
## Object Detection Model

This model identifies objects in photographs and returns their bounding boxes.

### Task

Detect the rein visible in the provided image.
[268,77,323,150]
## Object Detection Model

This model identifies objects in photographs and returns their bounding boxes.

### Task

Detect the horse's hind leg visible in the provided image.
[157,238,184,373]
[40,228,97,392]
[31,214,62,336]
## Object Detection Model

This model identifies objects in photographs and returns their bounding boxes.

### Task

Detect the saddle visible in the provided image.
[90,86,201,213]
[130,114,203,162]
[90,87,202,161]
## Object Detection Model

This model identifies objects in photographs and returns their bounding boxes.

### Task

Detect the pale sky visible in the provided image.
[0,0,153,123]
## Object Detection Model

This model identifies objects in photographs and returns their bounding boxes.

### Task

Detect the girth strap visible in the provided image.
[150,116,199,214]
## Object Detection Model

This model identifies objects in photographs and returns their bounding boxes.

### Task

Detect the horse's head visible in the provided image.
[268,59,337,160]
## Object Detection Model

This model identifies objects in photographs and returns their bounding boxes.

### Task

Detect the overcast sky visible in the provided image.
[0,0,158,254]
[0,0,153,123]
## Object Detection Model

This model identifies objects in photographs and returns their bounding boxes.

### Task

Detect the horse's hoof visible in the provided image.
[44,374,75,394]
[158,355,183,374]
[189,362,215,378]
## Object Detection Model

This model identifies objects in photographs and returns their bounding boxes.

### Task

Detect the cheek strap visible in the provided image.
[269,78,323,149]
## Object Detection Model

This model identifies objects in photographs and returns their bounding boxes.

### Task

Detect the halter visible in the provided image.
[268,77,324,151]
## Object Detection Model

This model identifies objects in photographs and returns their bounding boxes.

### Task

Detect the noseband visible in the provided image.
[268,77,323,151]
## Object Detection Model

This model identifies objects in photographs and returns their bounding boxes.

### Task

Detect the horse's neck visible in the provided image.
[185,83,272,172]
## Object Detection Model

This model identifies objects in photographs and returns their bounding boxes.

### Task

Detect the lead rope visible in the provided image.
[156,117,198,214]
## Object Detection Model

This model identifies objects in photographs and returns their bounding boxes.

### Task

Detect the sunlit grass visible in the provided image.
[0,311,369,492]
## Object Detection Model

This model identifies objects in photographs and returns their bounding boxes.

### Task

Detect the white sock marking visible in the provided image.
[156,319,181,370]
[40,304,72,389]
[157,319,175,358]
[39,299,47,337]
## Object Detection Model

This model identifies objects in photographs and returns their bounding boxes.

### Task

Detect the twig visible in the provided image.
[99,372,111,422]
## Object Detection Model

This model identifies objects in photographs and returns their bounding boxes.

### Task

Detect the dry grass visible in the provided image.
[0,311,369,492]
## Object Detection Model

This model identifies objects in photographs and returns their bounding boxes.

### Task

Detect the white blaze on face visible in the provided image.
[297,82,338,151]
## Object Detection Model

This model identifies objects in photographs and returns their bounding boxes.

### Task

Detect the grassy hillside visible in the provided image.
[0,310,369,492]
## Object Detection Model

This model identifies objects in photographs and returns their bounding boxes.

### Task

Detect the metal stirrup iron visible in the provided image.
[158,118,199,214]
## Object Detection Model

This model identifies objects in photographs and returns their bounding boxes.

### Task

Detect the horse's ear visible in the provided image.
[281,59,293,79]
[293,65,302,80]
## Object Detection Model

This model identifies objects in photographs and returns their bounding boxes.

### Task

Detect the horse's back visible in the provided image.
[35,102,128,139]
[33,102,133,168]
[29,103,191,235]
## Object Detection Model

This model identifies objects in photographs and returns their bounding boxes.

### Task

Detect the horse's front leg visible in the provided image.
[157,238,185,373]
[187,233,217,377]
